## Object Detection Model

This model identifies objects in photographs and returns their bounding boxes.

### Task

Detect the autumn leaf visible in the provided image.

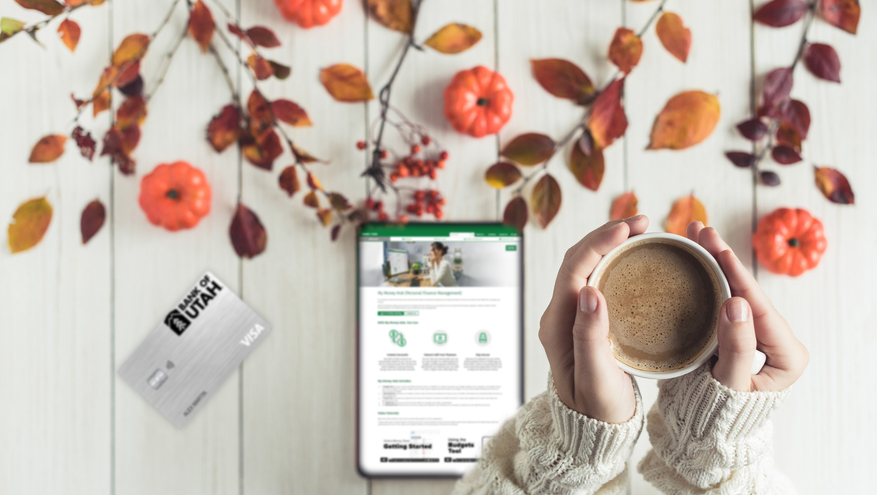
[771,145,802,164]
[291,143,324,164]
[112,33,149,66]
[57,19,80,51]
[736,118,768,141]
[761,170,781,186]
[500,133,555,166]
[247,89,273,140]
[268,60,290,79]
[588,78,627,148]
[317,208,332,226]
[320,64,374,102]
[8,197,52,253]
[578,129,595,156]
[71,126,96,161]
[247,53,274,80]
[14,0,64,16]
[819,0,859,34]
[303,190,319,208]
[1,18,27,43]
[666,194,707,236]
[725,151,756,168]
[229,203,267,258]
[568,142,604,191]
[781,99,810,139]
[530,58,595,104]
[753,0,808,27]
[331,224,341,241]
[29,134,67,163]
[610,191,638,221]
[80,199,105,244]
[531,174,561,229]
[93,66,119,98]
[648,90,720,150]
[188,0,214,53]
[242,130,282,170]
[366,0,413,34]
[656,12,691,63]
[116,95,147,129]
[804,43,841,83]
[423,23,481,54]
[93,90,110,117]
[207,104,242,152]
[271,99,311,127]
[775,122,802,151]
[484,162,522,188]
[328,192,351,210]
[762,67,793,109]
[115,60,141,89]
[246,26,280,47]
[278,165,300,196]
[608,27,642,74]
[814,166,855,204]
[503,196,528,232]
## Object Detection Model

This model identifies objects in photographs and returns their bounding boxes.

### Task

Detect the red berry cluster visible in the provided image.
[406,189,446,219]
[389,145,447,183]
[364,197,389,221]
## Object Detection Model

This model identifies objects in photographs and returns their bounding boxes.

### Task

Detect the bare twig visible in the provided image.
[145,24,188,102]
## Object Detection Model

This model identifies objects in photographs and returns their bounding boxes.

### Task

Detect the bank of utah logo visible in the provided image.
[164,309,191,336]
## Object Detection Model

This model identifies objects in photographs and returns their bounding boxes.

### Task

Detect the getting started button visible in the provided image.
[377,311,420,316]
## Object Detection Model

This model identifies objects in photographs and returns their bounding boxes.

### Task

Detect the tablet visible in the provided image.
[356,222,524,478]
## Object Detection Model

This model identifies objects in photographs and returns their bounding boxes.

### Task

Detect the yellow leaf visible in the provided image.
[665,194,707,236]
[8,197,53,253]
[112,33,149,66]
[319,64,374,102]
[648,90,720,150]
[424,23,482,54]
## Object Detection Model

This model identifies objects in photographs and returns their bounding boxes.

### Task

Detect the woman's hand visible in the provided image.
[686,222,810,392]
[540,215,649,424]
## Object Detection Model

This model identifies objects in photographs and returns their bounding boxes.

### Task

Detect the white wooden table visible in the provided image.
[1,0,874,493]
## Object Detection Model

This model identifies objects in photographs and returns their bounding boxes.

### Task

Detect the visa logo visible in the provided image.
[240,323,266,347]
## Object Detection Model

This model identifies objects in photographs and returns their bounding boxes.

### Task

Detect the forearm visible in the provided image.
[452,371,644,495]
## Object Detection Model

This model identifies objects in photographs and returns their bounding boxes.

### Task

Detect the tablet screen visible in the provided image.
[357,223,523,477]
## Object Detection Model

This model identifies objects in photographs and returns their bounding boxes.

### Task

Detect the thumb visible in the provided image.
[712,297,757,391]
[572,287,617,386]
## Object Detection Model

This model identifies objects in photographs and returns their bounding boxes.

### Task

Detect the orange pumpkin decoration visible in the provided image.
[139,161,212,231]
[273,0,342,28]
[752,207,827,277]
[443,65,514,138]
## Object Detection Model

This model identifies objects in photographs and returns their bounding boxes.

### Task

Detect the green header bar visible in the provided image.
[359,223,521,237]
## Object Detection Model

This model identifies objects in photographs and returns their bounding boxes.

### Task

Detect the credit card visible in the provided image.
[117,272,270,428]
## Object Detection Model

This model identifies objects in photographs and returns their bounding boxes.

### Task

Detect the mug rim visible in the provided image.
[586,232,732,380]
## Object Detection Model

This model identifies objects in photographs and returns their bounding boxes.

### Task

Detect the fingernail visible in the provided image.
[580,287,598,313]
[625,214,644,221]
[727,298,749,322]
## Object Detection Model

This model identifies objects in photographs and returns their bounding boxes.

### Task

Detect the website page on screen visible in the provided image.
[358,224,523,477]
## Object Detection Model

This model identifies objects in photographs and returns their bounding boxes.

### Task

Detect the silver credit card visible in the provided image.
[118,271,270,428]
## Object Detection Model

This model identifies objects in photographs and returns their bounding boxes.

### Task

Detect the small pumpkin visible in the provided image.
[139,161,212,231]
[273,0,342,28]
[752,207,827,277]
[443,65,514,138]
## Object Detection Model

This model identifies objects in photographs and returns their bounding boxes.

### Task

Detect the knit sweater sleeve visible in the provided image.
[636,360,793,495]
[451,371,644,495]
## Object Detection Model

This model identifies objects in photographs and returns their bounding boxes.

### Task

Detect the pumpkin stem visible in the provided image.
[788,238,799,247]
[166,189,180,200]
[476,97,488,106]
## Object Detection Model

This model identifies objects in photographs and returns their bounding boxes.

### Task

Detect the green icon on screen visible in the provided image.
[433,332,447,345]
[478,332,488,344]
[389,329,407,347]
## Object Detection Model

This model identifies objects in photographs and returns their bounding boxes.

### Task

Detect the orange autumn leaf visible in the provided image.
[8,196,53,254]
[247,89,273,139]
[648,90,719,150]
[610,191,638,221]
[320,64,374,102]
[14,0,63,15]
[307,172,323,190]
[814,166,855,204]
[568,142,604,191]
[57,19,81,52]
[207,104,242,152]
[588,78,627,148]
[424,23,482,54]
[29,134,67,163]
[278,165,300,196]
[93,90,111,117]
[317,208,332,226]
[531,173,561,229]
[666,194,707,236]
[303,190,319,208]
[93,66,119,98]
[188,0,215,53]
[484,162,522,188]
[656,12,691,63]
[366,0,413,34]
[112,33,149,67]
[503,196,528,232]
[247,53,274,80]
[608,28,642,74]
[271,99,311,127]
[115,95,147,129]
[530,58,595,104]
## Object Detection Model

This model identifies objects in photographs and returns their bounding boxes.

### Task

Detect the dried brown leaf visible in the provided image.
[80,199,105,244]
[530,58,595,104]
[271,99,311,127]
[14,0,64,15]
[229,203,267,258]
[814,166,855,204]
[366,0,413,34]
[320,64,374,102]
[188,0,215,53]
[568,142,604,191]
[278,166,300,196]
[500,133,555,166]
[247,53,274,80]
[8,196,53,253]
[648,90,720,150]
[484,162,522,188]
[531,173,561,229]
[206,104,242,152]
[246,26,280,47]
[608,27,643,74]
[29,134,66,163]
[424,23,482,54]
[503,196,528,232]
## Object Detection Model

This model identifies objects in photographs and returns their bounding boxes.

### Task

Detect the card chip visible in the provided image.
[148,369,168,390]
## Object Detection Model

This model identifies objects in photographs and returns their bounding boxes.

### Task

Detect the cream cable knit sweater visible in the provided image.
[451,361,794,495]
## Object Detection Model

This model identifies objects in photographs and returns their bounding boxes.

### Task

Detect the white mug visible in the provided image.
[586,232,766,380]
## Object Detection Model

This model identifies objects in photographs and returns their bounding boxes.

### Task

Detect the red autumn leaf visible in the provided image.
[725,151,756,168]
[303,190,319,208]
[666,194,707,236]
[366,0,413,34]
[14,0,64,15]
[531,173,561,229]
[71,126,96,161]
[781,99,810,139]
[229,203,267,258]
[29,134,66,163]
[328,192,351,210]
[227,23,248,42]
[424,23,482,54]
[819,0,860,34]
[736,118,768,141]
[278,165,300,196]
[771,145,802,164]
[814,166,855,204]
[649,90,720,150]
[100,127,137,174]
[268,60,290,80]
[112,33,149,66]
[804,43,841,83]
[80,199,105,244]
[331,224,341,241]
[320,64,374,102]
[762,67,793,108]
[655,12,692,63]
[57,19,80,52]
[588,78,627,149]
[114,60,141,89]
[610,191,638,221]
[247,89,273,139]
[207,104,242,152]
[188,0,215,53]
[291,143,324,164]
[246,26,280,48]
[578,129,595,156]
[530,58,595,104]
[500,133,555,166]
[761,170,781,186]
[568,142,604,191]
[116,95,147,129]
[775,122,802,151]
[317,208,332,226]
[118,124,140,154]
[7,196,53,254]
[93,66,119,98]
[608,27,643,74]
[503,196,528,232]
[271,99,311,127]
[247,53,274,80]
[484,162,522,188]
[242,130,282,170]
[307,171,323,190]
[753,0,808,27]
